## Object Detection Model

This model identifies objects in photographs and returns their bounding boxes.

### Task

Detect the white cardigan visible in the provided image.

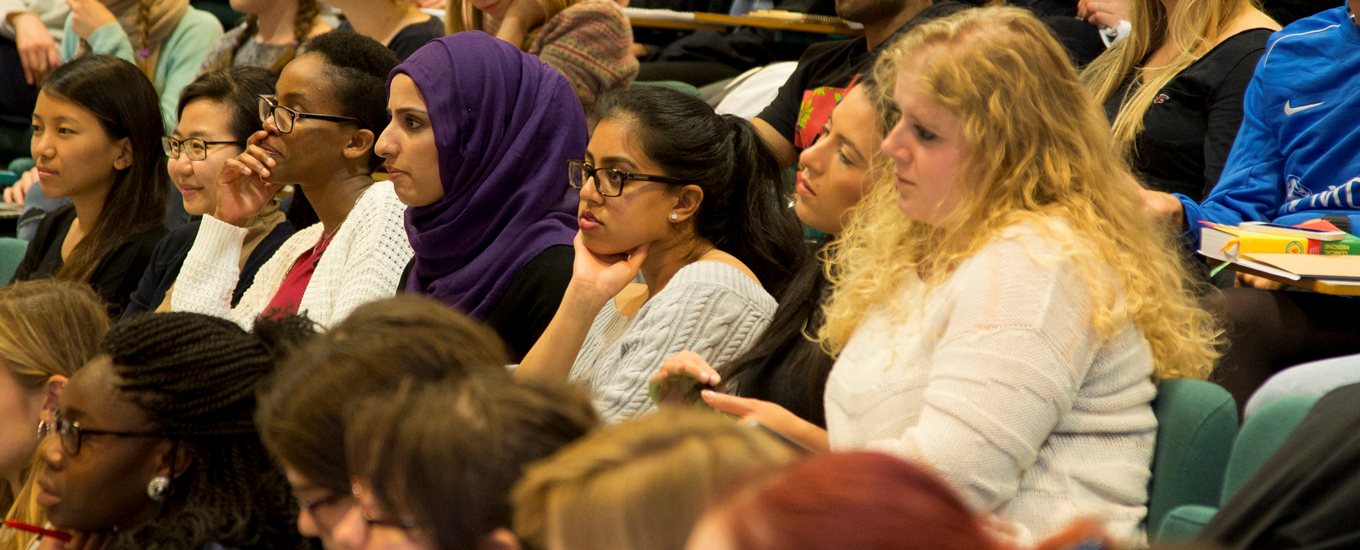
[825,222,1158,542]
[171,182,413,329]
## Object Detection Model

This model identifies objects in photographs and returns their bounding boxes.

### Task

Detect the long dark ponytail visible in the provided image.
[597,86,807,297]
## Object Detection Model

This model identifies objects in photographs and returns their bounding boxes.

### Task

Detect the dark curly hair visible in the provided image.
[100,312,317,549]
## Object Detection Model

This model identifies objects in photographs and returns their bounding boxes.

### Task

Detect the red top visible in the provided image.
[262,232,334,319]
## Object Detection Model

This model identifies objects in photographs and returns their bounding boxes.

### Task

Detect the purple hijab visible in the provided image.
[392,32,587,318]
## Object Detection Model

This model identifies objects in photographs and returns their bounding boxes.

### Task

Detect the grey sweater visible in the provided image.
[569,261,777,423]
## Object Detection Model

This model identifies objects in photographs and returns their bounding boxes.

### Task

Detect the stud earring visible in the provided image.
[147,476,170,502]
[669,213,679,222]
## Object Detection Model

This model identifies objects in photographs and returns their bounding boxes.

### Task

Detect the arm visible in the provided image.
[1200,46,1266,198]
[516,233,646,380]
[752,54,812,169]
[752,116,797,169]
[87,228,164,317]
[167,214,254,325]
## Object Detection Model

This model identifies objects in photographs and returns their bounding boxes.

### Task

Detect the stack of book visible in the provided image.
[1198,221,1360,283]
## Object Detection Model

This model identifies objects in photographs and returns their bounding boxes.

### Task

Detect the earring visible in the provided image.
[147,476,170,502]
[669,213,679,222]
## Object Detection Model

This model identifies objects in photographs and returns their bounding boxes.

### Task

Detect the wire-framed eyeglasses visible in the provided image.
[161,136,239,161]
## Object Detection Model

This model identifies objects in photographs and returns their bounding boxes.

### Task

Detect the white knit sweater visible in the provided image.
[171,182,413,329]
[570,261,776,424]
[825,222,1157,541]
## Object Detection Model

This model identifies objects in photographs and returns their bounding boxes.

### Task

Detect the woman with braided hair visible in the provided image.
[196,0,333,76]
[32,312,315,549]
[60,0,223,130]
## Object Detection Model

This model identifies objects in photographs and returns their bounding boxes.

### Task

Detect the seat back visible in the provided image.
[1221,394,1317,501]
[0,237,29,283]
[1147,379,1238,534]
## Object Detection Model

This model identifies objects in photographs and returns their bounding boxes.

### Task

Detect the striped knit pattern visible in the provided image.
[569,261,776,424]
[530,0,638,116]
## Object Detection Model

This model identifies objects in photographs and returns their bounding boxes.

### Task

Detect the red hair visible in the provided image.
[718,452,1002,550]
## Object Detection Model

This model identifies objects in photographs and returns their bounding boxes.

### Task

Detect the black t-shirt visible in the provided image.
[1104,29,1271,200]
[756,1,970,150]
[399,244,573,362]
[11,204,167,316]
[338,16,445,61]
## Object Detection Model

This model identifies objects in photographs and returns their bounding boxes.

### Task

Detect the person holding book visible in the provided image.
[1141,1,1360,406]
[658,7,1219,540]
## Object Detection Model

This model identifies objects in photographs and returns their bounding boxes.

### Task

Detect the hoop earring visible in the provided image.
[147,476,170,502]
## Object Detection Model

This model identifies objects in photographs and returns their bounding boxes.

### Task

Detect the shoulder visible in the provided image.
[177,7,226,33]
[951,219,1087,288]
[29,204,76,245]
[660,261,777,309]
[1261,7,1351,68]
[355,181,406,213]
[556,0,627,22]
[396,16,444,40]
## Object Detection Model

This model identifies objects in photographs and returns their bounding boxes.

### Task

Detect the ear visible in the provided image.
[479,528,521,550]
[41,374,67,411]
[342,129,377,164]
[669,183,704,223]
[112,137,133,171]
[154,441,194,481]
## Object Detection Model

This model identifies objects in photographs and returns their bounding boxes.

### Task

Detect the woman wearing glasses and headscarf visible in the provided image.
[123,67,297,317]
[169,31,413,329]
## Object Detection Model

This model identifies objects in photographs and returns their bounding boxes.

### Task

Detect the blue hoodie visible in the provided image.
[1181,5,1360,247]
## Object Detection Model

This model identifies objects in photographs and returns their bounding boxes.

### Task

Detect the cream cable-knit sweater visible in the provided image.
[825,222,1157,542]
[171,182,413,329]
[570,261,776,424]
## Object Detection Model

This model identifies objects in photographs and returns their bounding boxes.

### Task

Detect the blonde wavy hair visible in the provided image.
[819,7,1219,380]
[1081,0,1268,158]
[0,281,110,550]
[511,409,798,550]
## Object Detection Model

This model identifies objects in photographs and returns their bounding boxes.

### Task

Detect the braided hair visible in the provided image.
[208,0,323,75]
[135,0,152,78]
[99,312,316,549]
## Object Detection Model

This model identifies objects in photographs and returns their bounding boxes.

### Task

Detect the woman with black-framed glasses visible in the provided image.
[34,311,315,548]
[168,30,413,330]
[515,85,807,424]
[123,66,299,318]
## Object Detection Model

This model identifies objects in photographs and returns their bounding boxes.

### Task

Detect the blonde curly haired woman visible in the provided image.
[662,7,1221,542]
[1082,0,1277,200]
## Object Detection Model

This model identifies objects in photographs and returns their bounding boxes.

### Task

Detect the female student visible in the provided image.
[446,0,635,115]
[514,85,807,423]
[197,0,333,75]
[378,32,586,361]
[655,78,895,427]
[35,312,310,548]
[61,0,223,129]
[332,376,597,550]
[328,0,442,60]
[1081,0,1278,199]
[125,67,296,316]
[11,54,168,315]
[0,281,108,550]
[170,31,412,328]
[660,8,1220,540]
[257,296,512,548]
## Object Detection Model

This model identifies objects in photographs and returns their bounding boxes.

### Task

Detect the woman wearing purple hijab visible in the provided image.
[376,31,586,361]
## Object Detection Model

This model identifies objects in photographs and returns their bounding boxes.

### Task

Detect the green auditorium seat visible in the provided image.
[1146,379,1237,537]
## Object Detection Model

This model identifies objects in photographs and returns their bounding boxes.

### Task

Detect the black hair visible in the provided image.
[719,75,898,428]
[177,66,278,147]
[597,86,808,298]
[40,55,167,283]
[100,312,317,549]
[298,30,398,171]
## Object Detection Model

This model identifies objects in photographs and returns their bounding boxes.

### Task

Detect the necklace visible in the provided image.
[311,225,341,269]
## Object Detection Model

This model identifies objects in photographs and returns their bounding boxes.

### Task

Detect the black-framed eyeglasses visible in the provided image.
[299,492,353,532]
[567,159,688,198]
[38,411,165,456]
[258,95,360,134]
[162,136,239,161]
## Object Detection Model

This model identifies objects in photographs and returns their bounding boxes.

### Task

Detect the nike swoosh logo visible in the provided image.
[1284,100,1324,115]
